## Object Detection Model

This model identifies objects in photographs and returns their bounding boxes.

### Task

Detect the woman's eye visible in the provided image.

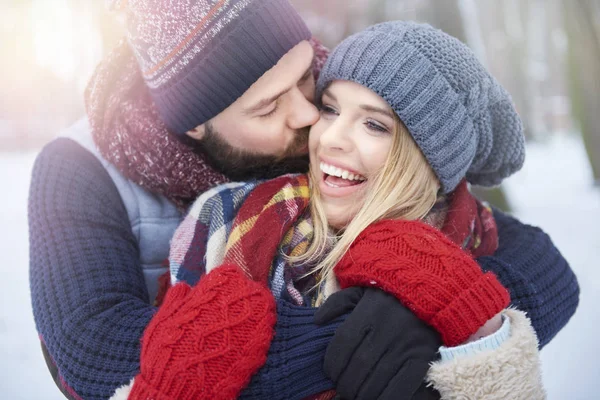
[320,105,338,116]
[365,120,389,133]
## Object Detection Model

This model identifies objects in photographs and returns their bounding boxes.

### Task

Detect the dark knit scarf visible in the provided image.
[84,38,330,210]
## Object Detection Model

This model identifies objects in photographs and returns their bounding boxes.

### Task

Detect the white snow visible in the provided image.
[0,133,598,399]
[504,134,600,400]
[0,152,65,399]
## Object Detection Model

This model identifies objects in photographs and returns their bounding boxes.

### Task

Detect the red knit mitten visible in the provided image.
[129,265,276,400]
[335,220,510,346]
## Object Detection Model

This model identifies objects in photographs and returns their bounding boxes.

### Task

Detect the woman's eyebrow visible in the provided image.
[322,88,337,102]
[360,104,395,119]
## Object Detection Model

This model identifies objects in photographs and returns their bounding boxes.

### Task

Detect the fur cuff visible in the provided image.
[427,309,546,400]
[109,378,134,400]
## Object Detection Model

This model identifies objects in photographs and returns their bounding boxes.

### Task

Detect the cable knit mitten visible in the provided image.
[128,265,276,400]
[335,220,510,346]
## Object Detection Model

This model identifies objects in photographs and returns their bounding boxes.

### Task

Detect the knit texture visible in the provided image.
[335,220,511,346]
[29,138,155,400]
[113,0,311,134]
[316,21,525,193]
[240,300,337,400]
[29,139,579,398]
[129,266,276,400]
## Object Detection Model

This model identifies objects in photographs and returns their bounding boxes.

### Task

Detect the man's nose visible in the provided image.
[287,88,320,130]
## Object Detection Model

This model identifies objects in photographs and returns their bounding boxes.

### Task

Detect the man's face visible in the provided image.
[186,40,320,179]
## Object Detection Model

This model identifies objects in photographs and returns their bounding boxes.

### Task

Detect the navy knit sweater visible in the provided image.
[29,138,579,400]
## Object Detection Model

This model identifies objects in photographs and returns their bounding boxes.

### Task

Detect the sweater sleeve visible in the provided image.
[28,138,156,400]
[477,209,580,348]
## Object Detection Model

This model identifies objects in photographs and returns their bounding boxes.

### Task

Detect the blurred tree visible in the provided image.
[564,0,600,184]
[419,0,467,42]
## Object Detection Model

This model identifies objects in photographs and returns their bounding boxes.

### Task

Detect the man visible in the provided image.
[29,1,579,399]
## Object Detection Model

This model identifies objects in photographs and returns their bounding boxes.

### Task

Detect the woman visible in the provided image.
[113,21,544,400]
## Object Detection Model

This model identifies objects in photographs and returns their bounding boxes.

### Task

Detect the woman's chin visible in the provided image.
[324,206,357,232]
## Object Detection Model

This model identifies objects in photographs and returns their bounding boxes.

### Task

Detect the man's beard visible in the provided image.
[184,122,310,181]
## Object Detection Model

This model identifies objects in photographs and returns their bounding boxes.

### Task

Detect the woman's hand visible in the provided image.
[466,313,504,343]
[334,219,511,346]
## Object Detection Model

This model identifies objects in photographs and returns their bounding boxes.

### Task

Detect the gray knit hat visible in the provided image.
[316,21,525,193]
[110,0,311,135]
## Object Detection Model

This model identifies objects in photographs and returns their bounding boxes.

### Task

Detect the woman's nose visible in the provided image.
[319,118,351,152]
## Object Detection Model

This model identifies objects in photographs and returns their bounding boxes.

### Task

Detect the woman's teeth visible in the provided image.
[319,162,366,181]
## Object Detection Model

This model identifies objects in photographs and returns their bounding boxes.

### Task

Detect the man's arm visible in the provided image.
[477,209,580,348]
[29,138,156,400]
[30,138,341,400]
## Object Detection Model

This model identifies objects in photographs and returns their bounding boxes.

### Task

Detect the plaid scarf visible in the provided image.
[169,175,497,305]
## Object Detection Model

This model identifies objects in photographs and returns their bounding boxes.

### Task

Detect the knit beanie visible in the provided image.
[108,0,311,135]
[316,21,525,193]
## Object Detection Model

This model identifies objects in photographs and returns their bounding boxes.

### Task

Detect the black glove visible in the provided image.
[315,287,442,400]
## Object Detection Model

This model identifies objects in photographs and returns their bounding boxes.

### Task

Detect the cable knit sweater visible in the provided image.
[29,138,579,399]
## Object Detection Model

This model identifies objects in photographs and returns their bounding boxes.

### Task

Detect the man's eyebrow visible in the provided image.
[360,104,395,119]
[243,64,313,115]
[244,88,289,115]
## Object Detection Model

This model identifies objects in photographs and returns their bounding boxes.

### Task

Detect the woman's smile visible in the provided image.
[317,159,367,198]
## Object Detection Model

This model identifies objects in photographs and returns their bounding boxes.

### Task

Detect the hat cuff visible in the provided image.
[152,0,311,135]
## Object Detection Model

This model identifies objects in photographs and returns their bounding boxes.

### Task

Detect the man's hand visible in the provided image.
[315,287,442,400]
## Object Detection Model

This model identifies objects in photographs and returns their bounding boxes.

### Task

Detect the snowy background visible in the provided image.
[1,132,598,399]
[2,1,600,398]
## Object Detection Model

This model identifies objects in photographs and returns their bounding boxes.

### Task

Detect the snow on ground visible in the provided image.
[0,152,64,399]
[504,134,600,400]
[0,133,598,399]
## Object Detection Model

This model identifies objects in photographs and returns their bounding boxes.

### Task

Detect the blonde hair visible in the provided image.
[294,113,440,290]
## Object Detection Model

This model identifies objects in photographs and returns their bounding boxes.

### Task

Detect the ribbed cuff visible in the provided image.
[431,272,510,346]
[439,313,511,362]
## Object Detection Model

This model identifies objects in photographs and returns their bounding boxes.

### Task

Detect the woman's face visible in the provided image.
[309,80,395,229]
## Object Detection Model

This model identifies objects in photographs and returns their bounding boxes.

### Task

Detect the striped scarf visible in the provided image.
[169,174,497,305]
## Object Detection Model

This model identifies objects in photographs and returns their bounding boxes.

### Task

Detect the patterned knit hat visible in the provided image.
[108,0,311,135]
[316,21,525,193]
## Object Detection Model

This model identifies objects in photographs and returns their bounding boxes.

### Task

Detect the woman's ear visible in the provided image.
[186,125,205,140]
